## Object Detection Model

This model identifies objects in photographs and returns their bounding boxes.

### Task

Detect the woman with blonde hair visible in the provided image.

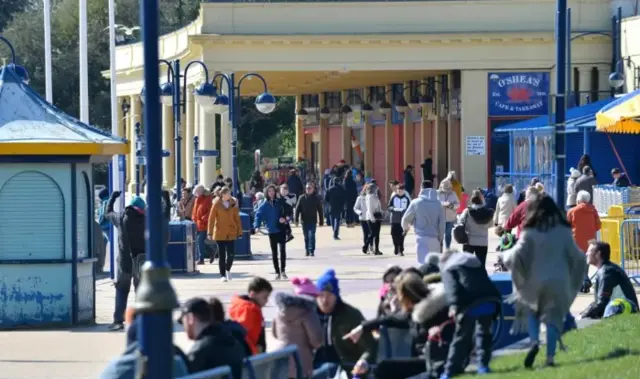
[438,179,460,249]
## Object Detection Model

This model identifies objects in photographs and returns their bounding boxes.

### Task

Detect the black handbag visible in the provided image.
[452,212,469,245]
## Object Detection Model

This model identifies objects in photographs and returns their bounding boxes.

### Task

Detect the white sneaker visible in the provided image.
[226,271,232,281]
[274,274,281,281]
[281,272,288,280]
[221,276,228,283]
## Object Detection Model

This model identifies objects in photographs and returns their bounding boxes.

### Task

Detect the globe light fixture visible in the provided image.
[296,108,309,120]
[419,94,433,109]
[319,106,332,120]
[159,82,173,106]
[193,82,216,111]
[408,96,421,110]
[395,96,409,113]
[340,104,353,114]
[378,100,392,115]
[608,71,624,89]
[255,92,277,114]
[361,103,374,116]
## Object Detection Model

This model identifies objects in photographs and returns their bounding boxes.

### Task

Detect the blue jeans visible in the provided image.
[196,231,207,262]
[444,222,454,248]
[331,214,341,238]
[302,223,317,253]
[527,311,558,358]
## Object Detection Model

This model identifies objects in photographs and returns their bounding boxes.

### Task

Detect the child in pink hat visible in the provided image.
[291,276,319,297]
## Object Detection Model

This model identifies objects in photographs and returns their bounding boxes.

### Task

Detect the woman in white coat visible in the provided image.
[494,184,517,227]
[354,183,371,254]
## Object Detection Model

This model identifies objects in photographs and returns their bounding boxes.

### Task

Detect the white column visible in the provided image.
[598,65,611,98]
[162,105,175,189]
[579,66,592,103]
[220,83,232,179]
[185,85,196,186]
[128,95,141,193]
[200,106,217,187]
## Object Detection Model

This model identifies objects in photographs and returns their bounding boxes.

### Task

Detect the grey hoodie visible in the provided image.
[401,188,446,240]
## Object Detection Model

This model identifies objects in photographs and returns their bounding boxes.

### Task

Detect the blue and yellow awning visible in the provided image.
[596,89,640,134]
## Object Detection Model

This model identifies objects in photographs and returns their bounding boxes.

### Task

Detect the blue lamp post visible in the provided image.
[136,0,179,377]
[0,37,30,84]
[135,122,142,195]
[210,73,276,196]
[193,136,200,185]
[141,60,216,201]
[555,0,568,207]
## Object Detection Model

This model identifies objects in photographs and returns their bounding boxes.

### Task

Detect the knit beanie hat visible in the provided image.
[316,269,340,298]
[130,196,146,211]
[98,188,110,201]
[291,276,319,297]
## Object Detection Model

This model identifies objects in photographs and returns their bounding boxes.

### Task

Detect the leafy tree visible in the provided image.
[0,0,295,184]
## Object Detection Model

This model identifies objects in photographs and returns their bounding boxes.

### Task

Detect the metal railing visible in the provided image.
[620,218,640,285]
[310,363,338,379]
[178,365,232,379]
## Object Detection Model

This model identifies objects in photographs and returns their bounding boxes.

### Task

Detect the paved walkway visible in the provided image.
[0,225,597,378]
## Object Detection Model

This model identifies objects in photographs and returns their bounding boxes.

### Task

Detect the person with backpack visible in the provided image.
[454,190,494,267]
[388,184,411,256]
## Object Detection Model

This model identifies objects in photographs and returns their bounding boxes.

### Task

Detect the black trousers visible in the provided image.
[216,240,235,276]
[268,232,286,274]
[463,245,489,267]
[390,223,405,252]
[360,220,371,249]
[444,315,493,377]
[368,220,382,251]
[374,358,426,379]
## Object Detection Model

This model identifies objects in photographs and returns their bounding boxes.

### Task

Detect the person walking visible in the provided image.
[325,177,347,240]
[286,169,304,199]
[365,183,384,255]
[294,183,324,257]
[567,191,601,254]
[574,166,598,204]
[353,183,372,254]
[254,185,289,280]
[457,190,494,267]
[177,186,196,221]
[272,277,324,378]
[402,180,446,264]
[493,184,517,227]
[388,184,411,256]
[438,179,460,250]
[102,191,146,331]
[208,187,242,282]
[502,195,587,368]
[566,168,581,208]
[192,185,213,265]
[344,170,359,227]
[403,165,415,197]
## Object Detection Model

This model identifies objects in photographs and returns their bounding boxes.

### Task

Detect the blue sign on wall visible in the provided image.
[488,72,550,117]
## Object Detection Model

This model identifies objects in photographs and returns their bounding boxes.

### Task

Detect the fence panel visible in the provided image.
[242,345,302,379]
[620,219,640,285]
[177,365,232,379]
[310,363,338,379]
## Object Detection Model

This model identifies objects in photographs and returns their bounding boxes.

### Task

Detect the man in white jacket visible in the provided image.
[401,180,446,264]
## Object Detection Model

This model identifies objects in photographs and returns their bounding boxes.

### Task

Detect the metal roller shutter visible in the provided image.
[0,171,64,260]
[565,132,585,174]
[589,132,640,184]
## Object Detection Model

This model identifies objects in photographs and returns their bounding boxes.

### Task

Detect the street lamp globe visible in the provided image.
[395,97,409,113]
[608,72,625,90]
[255,92,277,114]
[378,100,392,115]
[212,94,230,113]
[319,106,332,120]
[193,82,216,111]
[408,96,421,110]
[340,104,353,114]
[159,82,173,106]
[419,94,433,109]
[296,108,309,121]
[361,103,374,116]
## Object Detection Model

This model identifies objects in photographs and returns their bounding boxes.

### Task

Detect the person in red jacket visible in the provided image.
[228,277,273,355]
[566,191,601,253]
[504,186,540,238]
[192,184,213,265]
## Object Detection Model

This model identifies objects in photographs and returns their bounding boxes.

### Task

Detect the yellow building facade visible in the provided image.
[106,0,615,193]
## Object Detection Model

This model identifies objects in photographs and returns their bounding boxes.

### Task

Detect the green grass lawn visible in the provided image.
[486,315,640,379]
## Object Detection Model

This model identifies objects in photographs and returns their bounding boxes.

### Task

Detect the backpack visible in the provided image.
[452,211,469,245]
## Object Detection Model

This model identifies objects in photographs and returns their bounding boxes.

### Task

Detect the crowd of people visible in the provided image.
[97,153,638,379]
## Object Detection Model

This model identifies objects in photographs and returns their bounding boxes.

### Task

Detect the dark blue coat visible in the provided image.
[325,185,346,216]
[344,176,358,203]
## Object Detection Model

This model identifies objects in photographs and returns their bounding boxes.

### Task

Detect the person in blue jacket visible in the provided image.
[325,177,347,240]
[254,184,289,280]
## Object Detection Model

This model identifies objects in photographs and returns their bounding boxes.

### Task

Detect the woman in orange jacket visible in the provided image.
[566,190,601,253]
[208,187,243,282]
[192,184,213,265]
